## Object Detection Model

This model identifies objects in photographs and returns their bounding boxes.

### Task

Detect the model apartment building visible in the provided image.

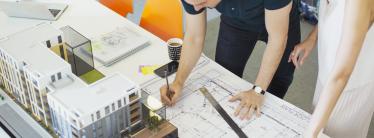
[0,23,143,138]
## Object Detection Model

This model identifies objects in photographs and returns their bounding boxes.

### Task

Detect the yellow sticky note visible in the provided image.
[140,65,160,75]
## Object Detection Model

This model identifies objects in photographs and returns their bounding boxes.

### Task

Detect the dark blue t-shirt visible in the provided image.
[182,0,300,32]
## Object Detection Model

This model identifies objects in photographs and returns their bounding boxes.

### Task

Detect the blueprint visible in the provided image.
[142,58,317,138]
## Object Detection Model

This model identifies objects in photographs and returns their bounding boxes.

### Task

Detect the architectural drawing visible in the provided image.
[142,66,311,138]
[91,26,150,66]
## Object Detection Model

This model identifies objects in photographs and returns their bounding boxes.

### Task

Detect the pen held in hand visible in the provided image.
[164,70,175,101]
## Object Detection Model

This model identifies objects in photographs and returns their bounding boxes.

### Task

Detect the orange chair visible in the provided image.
[99,0,133,17]
[140,0,183,41]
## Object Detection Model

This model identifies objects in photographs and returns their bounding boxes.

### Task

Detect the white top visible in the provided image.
[318,0,374,90]
[0,23,69,77]
[51,73,138,116]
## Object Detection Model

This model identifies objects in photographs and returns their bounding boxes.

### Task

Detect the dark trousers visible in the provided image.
[215,18,301,98]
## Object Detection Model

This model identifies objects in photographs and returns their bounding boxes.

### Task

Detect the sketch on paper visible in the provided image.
[91,27,150,66]
[142,68,311,138]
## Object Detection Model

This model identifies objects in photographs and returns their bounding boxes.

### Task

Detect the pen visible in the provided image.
[165,70,169,89]
[164,70,173,100]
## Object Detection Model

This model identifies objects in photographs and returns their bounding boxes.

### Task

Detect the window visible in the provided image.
[96,111,100,120]
[96,121,102,128]
[92,123,96,130]
[118,100,122,108]
[46,40,52,48]
[32,79,38,86]
[51,75,55,82]
[112,103,115,111]
[105,106,110,115]
[57,72,62,80]
[58,35,63,43]
[91,114,94,121]
[74,112,80,117]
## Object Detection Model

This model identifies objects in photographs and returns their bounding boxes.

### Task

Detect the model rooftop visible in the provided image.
[50,74,138,116]
[0,23,69,77]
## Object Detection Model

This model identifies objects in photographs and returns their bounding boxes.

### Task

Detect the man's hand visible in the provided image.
[160,82,183,106]
[229,90,264,120]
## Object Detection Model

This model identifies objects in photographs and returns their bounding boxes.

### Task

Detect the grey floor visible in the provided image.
[127,2,373,137]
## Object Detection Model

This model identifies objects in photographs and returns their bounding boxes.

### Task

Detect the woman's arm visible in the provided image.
[306,0,373,137]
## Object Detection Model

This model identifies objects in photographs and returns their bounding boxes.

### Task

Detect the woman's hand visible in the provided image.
[288,38,316,69]
[288,27,318,69]
[229,90,264,120]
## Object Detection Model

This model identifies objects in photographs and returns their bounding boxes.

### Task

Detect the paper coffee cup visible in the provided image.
[167,38,183,61]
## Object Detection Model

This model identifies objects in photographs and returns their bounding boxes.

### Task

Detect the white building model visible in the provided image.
[0,23,143,138]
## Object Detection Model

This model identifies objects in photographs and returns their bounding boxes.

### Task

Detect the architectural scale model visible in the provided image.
[0,23,174,138]
[0,89,52,138]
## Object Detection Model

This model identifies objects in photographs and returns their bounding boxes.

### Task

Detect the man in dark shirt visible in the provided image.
[160,0,300,120]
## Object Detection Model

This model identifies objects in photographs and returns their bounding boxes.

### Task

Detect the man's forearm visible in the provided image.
[258,1,292,90]
[173,11,207,86]
[255,37,288,90]
[174,35,205,86]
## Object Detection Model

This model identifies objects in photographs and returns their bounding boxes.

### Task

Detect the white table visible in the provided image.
[0,0,170,85]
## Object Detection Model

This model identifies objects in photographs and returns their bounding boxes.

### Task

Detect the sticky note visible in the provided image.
[139,65,160,75]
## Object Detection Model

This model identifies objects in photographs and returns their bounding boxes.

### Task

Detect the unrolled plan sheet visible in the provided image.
[142,57,329,138]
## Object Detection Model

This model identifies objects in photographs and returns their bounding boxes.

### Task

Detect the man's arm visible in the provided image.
[229,1,293,120]
[160,10,207,105]
[305,0,373,137]
[256,1,292,91]
[174,11,207,86]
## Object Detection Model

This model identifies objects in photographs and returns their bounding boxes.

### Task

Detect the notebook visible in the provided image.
[90,27,150,66]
